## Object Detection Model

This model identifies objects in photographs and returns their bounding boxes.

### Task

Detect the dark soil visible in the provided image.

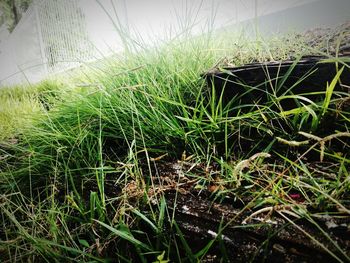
[93,158,349,263]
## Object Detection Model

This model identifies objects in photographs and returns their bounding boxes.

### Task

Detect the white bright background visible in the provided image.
[0,0,349,86]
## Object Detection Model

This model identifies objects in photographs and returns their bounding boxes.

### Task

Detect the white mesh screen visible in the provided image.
[35,0,94,72]
[0,0,93,85]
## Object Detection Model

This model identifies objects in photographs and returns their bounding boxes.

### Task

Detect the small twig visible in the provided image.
[242,204,300,224]
[276,137,310,147]
[323,132,350,142]
[298,131,350,162]
[279,209,301,219]
[233,152,271,187]
[298,132,322,142]
[242,206,273,224]
[150,153,168,162]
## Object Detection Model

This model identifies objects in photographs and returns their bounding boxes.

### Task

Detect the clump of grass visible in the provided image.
[1,27,350,262]
[0,80,64,142]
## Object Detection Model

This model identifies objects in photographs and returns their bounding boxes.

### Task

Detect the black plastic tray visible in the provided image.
[204,56,350,110]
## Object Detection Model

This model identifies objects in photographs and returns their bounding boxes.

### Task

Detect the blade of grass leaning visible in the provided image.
[173,221,196,261]
[322,66,344,117]
[94,220,152,252]
[132,209,158,233]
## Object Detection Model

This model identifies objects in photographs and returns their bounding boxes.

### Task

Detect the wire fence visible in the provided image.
[35,0,94,72]
[0,0,94,85]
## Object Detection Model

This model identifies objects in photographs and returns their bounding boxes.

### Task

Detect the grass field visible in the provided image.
[0,29,349,262]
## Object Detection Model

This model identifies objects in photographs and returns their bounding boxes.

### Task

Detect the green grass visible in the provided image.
[0,80,65,141]
[0,29,350,262]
